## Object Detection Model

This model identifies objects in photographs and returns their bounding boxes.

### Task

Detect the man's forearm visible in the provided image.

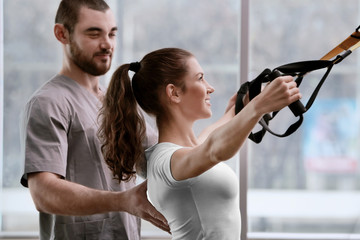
[28,172,123,216]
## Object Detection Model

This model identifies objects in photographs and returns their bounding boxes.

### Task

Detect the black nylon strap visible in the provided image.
[235,58,335,143]
[235,26,360,143]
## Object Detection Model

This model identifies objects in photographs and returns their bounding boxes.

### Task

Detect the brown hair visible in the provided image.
[55,0,110,33]
[98,48,193,182]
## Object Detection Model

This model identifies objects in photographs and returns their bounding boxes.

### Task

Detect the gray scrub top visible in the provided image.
[20,74,140,240]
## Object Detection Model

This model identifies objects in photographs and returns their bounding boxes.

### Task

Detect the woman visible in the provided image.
[98,48,301,239]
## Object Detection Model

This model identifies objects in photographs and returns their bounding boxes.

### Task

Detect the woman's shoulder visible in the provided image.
[146,142,184,166]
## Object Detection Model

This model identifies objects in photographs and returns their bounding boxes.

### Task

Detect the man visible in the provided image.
[20,0,169,239]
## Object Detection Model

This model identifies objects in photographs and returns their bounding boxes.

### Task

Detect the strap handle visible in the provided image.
[236,60,334,143]
[235,26,360,143]
[236,25,360,143]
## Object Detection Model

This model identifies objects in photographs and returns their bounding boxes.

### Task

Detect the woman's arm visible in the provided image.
[197,93,237,143]
[171,76,300,180]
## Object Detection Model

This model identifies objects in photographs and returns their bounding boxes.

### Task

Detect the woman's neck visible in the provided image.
[158,119,198,147]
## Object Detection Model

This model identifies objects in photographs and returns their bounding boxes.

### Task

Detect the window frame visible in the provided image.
[0,0,4,232]
[239,1,250,240]
[1,1,360,240]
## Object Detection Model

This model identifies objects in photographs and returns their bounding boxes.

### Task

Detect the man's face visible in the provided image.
[68,7,117,76]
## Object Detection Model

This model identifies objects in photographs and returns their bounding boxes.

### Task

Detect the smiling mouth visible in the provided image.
[96,53,111,57]
[95,50,112,57]
[95,54,112,62]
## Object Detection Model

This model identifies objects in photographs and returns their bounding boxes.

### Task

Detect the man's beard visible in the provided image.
[69,39,112,76]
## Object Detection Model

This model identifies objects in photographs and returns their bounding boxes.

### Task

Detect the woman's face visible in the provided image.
[178,56,215,121]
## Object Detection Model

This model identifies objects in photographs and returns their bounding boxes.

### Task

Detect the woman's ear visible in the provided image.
[166,84,181,103]
[54,24,70,44]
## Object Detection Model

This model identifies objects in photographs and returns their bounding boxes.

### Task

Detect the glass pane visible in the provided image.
[2,0,240,237]
[1,0,116,234]
[2,0,61,234]
[117,0,240,236]
[248,0,360,235]
[118,0,240,128]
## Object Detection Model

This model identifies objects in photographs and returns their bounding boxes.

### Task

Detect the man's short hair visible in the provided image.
[55,0,110,33]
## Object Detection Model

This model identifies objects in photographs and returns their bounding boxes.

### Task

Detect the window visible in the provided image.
[2,0,61,236]
[1,0,239,238]
[117,0,241,237]
[247,0,360,239]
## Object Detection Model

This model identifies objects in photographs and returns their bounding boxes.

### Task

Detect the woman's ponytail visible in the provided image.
[98,64,145,182]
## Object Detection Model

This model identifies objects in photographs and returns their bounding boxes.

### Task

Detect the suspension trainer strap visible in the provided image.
[321,26,360,60]
[235,25,360,143]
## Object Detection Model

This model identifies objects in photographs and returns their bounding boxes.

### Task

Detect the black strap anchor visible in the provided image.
[235,25,360,143]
